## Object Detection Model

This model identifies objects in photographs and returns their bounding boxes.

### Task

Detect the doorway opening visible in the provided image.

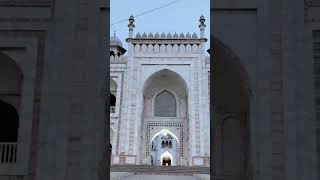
[162,156,171,166]
[160,151,173,166]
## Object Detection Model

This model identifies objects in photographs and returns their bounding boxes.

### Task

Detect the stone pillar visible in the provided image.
[35,0,108,180]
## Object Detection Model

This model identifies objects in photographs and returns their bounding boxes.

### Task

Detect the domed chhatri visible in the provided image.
[110,34,123,47]
[110,33,126,55]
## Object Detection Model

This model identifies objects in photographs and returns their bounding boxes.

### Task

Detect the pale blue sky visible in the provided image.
[110,0,210,51]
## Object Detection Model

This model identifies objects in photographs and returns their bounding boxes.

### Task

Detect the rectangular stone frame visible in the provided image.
[0,36,38,175]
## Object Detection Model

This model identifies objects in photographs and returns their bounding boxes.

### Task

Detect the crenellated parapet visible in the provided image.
[132,32,201,40]
[125,15,207,54]
[126,32,206,54]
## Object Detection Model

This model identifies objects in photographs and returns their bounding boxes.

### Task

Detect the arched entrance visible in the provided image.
[150,129,179,166]
[211,37,251,179]
[160,151,173,166]
[141,69,188,166]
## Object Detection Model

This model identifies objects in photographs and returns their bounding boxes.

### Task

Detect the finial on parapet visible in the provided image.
[179,33,185,39]
[148,32,153,38]
[192,32,198,38]
[136,32,141,38]
[142,32,147,38]
[199,15,206,38]
[186,32,191,39]
[161,32,166,38]
[128,15,135,38]
[173,32,178,39]
[155,32,160,39]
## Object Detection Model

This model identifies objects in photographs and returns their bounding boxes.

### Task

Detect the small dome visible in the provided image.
[110,34,126,55]
[110,36,123,47]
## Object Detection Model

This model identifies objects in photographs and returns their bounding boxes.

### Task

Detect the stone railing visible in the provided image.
[0,143,17,164]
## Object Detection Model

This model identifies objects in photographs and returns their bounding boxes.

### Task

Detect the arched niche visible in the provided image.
[211,36,251,179]
[154,90,177,117]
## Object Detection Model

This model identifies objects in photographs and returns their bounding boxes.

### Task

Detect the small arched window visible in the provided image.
[110,94,116,113]
[154,90,176,117]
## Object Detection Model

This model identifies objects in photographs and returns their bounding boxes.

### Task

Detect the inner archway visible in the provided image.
[211,37,251,179]
[150,129,179,166]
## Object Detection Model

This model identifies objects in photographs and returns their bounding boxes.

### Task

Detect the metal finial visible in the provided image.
[129,14,135,23]
[199,15,206,28]
[128,14,135,29]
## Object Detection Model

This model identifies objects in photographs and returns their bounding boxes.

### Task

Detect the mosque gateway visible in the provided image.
[109,15,210,167]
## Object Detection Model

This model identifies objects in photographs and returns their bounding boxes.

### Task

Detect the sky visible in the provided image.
[110,0,210,51]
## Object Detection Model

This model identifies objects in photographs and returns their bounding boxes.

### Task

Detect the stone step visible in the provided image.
[112,174,202,180]
[111,165,210,174]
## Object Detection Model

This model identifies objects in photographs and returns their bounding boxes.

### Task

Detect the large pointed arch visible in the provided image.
[211,36,252,178]
[141,68,189,166]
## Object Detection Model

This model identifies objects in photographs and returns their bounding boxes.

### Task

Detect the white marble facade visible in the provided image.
[110,15,210,167]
